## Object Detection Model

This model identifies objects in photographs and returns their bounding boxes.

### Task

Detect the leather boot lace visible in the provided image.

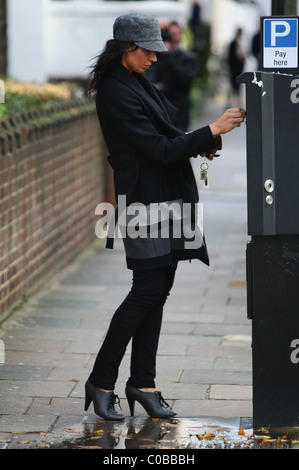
[156,391,170,409]
[110,392,122,410]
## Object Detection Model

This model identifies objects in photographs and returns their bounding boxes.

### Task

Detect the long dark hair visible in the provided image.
[87,39,137,94]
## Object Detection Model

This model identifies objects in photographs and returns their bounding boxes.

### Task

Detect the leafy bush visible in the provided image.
[0,80,77,120]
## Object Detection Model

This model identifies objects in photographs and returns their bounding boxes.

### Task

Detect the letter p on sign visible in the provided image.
[264,18,297,48]
[271,21,291,46]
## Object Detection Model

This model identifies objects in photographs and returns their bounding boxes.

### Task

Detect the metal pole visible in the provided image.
[272,0,285,15]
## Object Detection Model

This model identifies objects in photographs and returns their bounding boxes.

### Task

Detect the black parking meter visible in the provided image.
[238,70,299,429]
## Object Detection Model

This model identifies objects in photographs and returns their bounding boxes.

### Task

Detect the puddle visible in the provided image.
[5,417,298,450]
[50,417,294,450]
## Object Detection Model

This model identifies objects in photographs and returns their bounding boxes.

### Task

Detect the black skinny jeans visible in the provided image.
[89,263,177,390]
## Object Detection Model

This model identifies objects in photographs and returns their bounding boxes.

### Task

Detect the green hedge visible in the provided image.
[0,80,78,120]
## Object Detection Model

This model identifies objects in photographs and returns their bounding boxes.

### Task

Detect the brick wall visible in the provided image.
[0,98,110,317]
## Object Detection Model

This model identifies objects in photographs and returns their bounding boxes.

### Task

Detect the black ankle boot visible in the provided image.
[125,385,176,418]
[84,380,124,421]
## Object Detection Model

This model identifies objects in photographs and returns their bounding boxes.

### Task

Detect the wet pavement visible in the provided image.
[1,414,295,450]
[0,98,297,454]
[45,417,294,450]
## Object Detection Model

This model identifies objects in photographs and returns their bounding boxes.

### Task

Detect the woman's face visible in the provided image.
[121,46,157,73]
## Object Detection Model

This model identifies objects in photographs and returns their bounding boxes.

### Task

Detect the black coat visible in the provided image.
[96,64,214,205]
[96,64,216,268]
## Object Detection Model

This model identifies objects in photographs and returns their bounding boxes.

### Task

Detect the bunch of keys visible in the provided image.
[200,160,209,187]
[199,153,220,187]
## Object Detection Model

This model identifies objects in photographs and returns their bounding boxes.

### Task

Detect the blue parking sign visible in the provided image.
[264,19,297,47]
[263,17,298,69]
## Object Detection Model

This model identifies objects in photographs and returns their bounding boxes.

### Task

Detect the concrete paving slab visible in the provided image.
[210,384,252,400]
[5,351,90,368]
[26,397,85,415]
[15,316,80,329]
[0,395,33,415]
[0,414,57,433]
[214,355,252,371]
[181,369,252,385]
[2,338,69,353]
[0,365,51,381]
[172,399,252,419]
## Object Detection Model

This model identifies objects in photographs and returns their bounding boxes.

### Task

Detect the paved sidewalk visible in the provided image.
[0,99,253,449]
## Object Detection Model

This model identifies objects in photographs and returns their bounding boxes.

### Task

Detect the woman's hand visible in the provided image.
[198,135,222,160]
[209,108,246,136]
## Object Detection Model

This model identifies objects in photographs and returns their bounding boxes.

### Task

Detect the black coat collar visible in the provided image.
[110,64,180,132]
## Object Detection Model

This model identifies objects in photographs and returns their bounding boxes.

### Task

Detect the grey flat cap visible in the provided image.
[113,13,168,52]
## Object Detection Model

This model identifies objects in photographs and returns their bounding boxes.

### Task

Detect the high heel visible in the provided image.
[84,391,92,412]
[127,395,135,417]
[84,380,125,421]
[125,385,176,418]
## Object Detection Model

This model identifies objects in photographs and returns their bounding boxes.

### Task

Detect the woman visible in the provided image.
[85,12,245,420]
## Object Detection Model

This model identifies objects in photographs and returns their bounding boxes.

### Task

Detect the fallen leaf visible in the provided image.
[74,445,102,449]
[261,439,270,445]
[254,434,270,440]
[65,428,84,433]
[204,433,215,440]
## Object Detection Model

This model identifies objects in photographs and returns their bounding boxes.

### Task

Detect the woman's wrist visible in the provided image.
[209,123,221,137]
